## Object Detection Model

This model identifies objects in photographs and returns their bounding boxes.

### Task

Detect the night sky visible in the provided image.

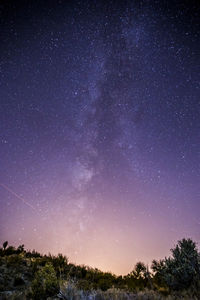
[0,0,199,275]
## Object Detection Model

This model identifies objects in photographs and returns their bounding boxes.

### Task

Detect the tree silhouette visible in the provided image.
[3,241,8,250]
[152,238,200,290]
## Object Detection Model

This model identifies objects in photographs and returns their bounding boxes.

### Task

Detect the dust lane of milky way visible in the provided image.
[0,0,199,274]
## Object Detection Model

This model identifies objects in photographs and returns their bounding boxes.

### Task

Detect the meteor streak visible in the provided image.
[0,183,36,211]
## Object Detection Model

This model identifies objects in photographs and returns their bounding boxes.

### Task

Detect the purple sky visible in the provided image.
[0,0,199,274]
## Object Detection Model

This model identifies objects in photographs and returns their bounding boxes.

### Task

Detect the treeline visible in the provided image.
[0,238,200,299]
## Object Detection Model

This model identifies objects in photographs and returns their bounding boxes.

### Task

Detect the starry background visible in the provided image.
[0,0,199,275]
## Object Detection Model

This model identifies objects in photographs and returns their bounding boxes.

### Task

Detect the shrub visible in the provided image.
[6,254,23,267]
[48,253,68,278]
[31,263,59,299]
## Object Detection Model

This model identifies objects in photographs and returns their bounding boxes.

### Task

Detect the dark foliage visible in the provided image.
[0,238,199,299]
[152,238,200,291]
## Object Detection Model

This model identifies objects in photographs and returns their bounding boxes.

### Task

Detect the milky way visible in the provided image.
[0,0,199,274]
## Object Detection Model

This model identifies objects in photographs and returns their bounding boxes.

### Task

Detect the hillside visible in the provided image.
[0,238,200,299]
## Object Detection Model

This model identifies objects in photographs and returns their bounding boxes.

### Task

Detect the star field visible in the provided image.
[0,0,199,274]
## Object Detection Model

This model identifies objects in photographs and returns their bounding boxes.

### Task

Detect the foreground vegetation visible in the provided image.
[0,238,200,299]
